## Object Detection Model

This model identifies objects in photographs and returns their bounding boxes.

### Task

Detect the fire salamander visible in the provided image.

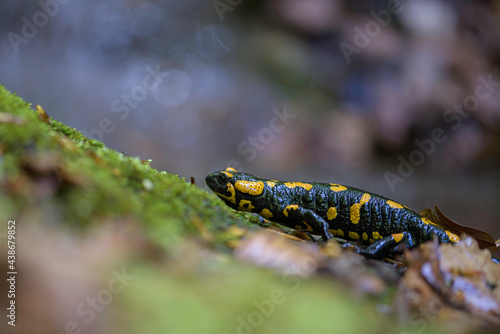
[206,167,461,258]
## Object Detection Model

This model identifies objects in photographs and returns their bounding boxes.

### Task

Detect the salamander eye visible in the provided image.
[217,173,228,183]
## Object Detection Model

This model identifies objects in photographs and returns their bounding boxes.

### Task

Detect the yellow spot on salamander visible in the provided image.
[225,167,237,172]
[446,230,460,243]
[360,193,371,205]
[421,218,439,226]
[266,181,276,187]
[238,199,255,212]
[215,183,236,204]
[350,204,361,224]
[234,180,264,195]
[362,232,368,241]
[301,221,314,232]
[221,171,233,177]
[386,200,404,209]
[327,207,337,220]
[329,229,344,237]
[330,184,347,192]
[260,208,273,219]
[369,238,374,244]
[283,204,299,217]
[350,193,371,224]
[349,231,360,240]
[392,233,404,243]
[284,182,313,190]
[372,231,382,240]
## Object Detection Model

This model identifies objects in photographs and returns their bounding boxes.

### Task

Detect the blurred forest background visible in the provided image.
[1,0,500,236]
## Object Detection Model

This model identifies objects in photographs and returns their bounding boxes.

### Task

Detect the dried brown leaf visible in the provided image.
[399,238,500,327]
[36,104,51,124]
[435,205,497,251]
[235,230,320,278]
[419,206,498,251]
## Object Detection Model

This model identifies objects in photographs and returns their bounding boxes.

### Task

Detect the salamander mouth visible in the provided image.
[206,172,237,206]
[205,173,229,195]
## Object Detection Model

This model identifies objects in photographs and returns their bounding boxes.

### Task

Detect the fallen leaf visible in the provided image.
[235,230,320,278]
[399,237,500,327]
[36,105,51,124]
[419,206,498,251]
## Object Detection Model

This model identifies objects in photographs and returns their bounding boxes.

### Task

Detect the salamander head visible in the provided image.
[206,167,266,211]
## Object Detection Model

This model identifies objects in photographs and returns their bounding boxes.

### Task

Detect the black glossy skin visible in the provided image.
[206,169,457,258]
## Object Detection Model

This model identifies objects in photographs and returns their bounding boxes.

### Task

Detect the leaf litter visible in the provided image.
[229,206,500,331]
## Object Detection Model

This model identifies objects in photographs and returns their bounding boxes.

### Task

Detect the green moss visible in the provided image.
[0,84,253,248]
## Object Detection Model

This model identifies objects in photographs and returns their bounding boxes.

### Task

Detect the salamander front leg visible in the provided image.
[282,205,333,240]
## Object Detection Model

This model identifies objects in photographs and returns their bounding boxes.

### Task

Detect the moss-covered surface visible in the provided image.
[1,85,488,334]
[0,84,261,249]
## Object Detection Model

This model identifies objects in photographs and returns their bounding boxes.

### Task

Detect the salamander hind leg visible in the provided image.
[357,232,417,259]
[282,205,333,240]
